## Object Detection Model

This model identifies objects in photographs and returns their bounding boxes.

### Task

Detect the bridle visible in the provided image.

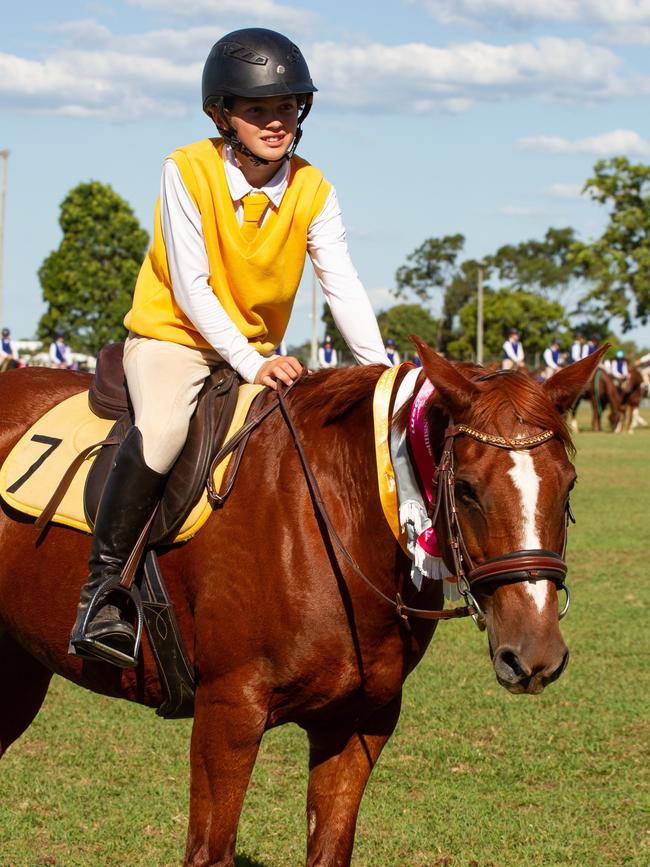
[427,422,572,630]
[208,374,573,629]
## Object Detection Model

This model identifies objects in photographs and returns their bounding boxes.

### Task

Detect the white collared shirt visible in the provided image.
[160,144,389,382]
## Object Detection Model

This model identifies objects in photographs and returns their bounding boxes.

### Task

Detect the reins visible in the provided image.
[275,380,476,623]
[212,373,572,628]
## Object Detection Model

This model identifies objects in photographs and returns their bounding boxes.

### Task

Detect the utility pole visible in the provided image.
[309,267,318,369]
[476,259,485,365]
[0,149,9,329]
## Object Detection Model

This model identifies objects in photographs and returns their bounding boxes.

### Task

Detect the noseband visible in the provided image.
[429,423,571,629]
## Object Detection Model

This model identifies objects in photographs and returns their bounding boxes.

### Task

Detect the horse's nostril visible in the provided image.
[547,649,570,684]
[493,647,529,682]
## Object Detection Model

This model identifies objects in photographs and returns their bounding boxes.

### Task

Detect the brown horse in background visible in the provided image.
[620,366,647,433]
[571,366,622,432]
[0,341,604,866]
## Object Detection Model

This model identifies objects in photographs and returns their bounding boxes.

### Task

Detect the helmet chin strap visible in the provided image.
[213,95,312,167]
[220,126,303,166]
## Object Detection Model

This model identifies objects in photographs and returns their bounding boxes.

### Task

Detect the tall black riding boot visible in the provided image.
[69,427,167,667]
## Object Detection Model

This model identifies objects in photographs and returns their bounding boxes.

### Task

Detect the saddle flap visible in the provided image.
[84,367,241,546]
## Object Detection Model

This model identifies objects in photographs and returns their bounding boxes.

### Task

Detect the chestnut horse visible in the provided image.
[620,366,646,433]
[0,341,603,866]
[570,366,622,432]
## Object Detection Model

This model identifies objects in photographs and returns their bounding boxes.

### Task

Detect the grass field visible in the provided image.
[1,411,649,866]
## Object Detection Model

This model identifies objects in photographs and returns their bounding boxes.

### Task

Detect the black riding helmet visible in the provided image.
[202,28,316,164]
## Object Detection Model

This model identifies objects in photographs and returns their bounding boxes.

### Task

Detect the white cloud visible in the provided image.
[600,23,650,43]
[125,0,316,29]
[547,183,585,199]
[496,205,548,216]
[518,129,650,156]
[412,0,650,26]
[366,286,399,310]
[310,37,627,113]
[0,25,637,120]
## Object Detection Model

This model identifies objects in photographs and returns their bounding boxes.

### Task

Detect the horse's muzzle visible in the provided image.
[492,644,570,695]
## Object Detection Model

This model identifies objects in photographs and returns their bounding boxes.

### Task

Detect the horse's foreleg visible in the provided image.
[0,630,52,756]
[184,682,265,867]
[304,693,402,867]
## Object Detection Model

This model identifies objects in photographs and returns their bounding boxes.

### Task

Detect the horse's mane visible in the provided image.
[453,367,574,454]
[289,364,573,454]
[290,365,384,426]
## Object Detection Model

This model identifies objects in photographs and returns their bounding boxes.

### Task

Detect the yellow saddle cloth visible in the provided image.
[0,385,264,543]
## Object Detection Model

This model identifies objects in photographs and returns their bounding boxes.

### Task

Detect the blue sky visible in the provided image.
[2,0,650,348]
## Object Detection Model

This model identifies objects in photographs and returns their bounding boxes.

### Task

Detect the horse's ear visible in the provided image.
[411,336,478,416]
[543,344,610,413]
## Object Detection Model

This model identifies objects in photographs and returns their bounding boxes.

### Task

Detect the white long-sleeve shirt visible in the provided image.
[543,347,561,370]
[502,339,524,364]
[160,144,390,383]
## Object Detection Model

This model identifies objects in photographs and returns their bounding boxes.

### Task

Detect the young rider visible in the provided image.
[501,328,525,370]
[69,28,390,667]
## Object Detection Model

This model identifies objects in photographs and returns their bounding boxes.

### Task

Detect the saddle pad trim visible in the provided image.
[0,384,264,543]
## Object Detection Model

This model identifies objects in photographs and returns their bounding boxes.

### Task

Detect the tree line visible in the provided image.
[38,157,650,360]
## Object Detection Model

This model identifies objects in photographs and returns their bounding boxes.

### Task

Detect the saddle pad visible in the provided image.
[0,384,264,543]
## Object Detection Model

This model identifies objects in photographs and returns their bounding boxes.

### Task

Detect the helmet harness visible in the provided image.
[202,29,316,167]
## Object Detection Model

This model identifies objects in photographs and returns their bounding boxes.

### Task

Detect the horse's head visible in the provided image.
[412,339,606,695]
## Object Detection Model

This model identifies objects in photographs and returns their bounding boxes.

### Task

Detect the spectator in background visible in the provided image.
[274,339,288,357]
[385,339,400,366]
[501,328,525,370]
[584,335,600,356]
[543,337,562,379]
[0,328,18,370]
[49,332,73,369]
[317,335,338,369]
[606,349,629,385]
[569,332,586,363]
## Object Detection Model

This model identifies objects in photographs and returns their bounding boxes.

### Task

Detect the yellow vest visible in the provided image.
[124,138,332,354]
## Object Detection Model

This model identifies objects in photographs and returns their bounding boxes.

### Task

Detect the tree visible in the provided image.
[490,227,578,298]
[321,302,439,364]
[447,288,568,362]
[571,157,650,331]
[394,234,465,304]
[376,303,439,358]
[393,230,575,354]
[38,181,149,355]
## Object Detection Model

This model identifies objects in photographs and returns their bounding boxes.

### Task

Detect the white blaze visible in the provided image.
[507,449,550,611]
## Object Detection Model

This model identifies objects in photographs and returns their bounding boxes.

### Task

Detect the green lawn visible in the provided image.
[1,415,649,866]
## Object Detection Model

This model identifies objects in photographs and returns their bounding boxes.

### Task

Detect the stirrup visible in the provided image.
[69,577,144,668]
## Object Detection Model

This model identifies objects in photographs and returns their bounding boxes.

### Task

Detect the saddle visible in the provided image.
[85,342,241,546]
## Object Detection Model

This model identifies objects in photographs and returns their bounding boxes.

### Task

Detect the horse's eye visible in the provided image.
[456,480,479,505]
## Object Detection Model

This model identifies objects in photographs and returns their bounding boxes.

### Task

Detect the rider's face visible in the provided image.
[226,95,298,162]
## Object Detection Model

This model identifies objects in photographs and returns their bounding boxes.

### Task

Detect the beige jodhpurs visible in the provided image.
[123,333,226,474]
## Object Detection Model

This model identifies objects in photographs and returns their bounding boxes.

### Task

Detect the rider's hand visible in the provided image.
[254,356,303,390]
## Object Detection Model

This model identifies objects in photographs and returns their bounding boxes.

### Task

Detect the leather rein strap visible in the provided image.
[276,381,474,622]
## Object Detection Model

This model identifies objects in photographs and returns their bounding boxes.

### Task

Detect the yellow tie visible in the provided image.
[241,192,269,243]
